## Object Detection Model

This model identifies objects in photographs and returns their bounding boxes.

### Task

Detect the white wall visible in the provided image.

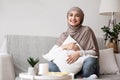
[0,0,120,48]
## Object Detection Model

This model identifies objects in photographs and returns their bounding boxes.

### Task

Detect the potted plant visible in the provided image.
[101,22,120,53]
[27,57,39,75]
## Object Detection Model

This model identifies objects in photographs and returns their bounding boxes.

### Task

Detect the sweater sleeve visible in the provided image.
[78,50,96,56]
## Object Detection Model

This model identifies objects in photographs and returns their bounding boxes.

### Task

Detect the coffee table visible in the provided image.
[19,72,73,80]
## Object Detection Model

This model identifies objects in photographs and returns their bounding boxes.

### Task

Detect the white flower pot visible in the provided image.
[28,67,35,75]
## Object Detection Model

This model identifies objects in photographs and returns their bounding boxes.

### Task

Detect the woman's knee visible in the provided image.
[82,57,99,77]
[48,61,60,72]
[84,57,97,66]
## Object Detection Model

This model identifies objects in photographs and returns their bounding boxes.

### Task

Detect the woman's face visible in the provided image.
[67,10,81,27]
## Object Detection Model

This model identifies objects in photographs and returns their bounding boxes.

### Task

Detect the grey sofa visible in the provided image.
[0,35,120,80]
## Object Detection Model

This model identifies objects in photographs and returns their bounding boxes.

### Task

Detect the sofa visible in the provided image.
[0,35,120,80]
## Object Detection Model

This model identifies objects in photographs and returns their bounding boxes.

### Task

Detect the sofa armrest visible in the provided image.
[115,54,120,71]
[0,54,15,80]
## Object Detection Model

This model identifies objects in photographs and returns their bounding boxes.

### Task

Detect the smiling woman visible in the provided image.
[48,7,99,79]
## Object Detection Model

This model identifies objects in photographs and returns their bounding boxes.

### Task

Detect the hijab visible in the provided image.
[56,7,99,56]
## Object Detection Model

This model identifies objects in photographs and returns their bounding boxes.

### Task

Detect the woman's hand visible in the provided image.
[66,51,80,64]
[62,42,80,51]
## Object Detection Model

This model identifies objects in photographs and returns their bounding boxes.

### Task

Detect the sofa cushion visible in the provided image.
[99,48,119,74]
[115,54,120,71]
[99,74,120,79]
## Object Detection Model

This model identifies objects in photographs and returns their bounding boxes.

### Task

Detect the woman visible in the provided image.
[49,7,99,79]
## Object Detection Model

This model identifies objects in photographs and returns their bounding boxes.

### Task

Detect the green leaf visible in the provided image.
[27,57,39,67]
[101,22,120,40]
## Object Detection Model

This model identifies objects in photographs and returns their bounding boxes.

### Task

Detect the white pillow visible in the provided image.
[53,52,96,74]
[43,45,95,74]
[53,49,84,74]
[99,48,119,74]
[43,35,97,74]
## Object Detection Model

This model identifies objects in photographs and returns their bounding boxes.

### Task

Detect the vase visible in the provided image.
[106,39,118,53]
[27,67,35,75]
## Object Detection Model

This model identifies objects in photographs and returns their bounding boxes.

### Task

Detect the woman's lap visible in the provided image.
[48,57,99,78]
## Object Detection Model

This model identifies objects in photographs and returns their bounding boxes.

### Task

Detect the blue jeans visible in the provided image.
[48,57,99,77]
[75,57,99,78]
[48,61,60,72]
